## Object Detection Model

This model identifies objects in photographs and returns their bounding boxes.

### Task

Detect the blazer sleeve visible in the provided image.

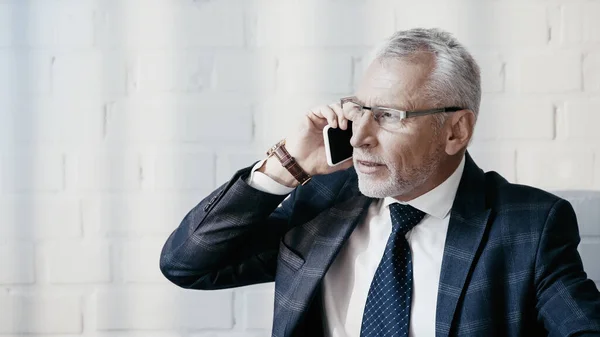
[159,164,297,290]
[535,198,600,336]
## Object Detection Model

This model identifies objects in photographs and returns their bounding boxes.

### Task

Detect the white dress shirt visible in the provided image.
[246,156,466,337]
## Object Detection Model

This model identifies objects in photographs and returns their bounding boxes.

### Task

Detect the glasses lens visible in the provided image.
[342,101,363,121]
[373,107,403,131]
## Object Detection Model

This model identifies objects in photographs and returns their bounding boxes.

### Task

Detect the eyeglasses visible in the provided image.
[340,96,463,131]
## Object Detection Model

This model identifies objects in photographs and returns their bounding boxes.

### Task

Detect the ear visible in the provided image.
[445,110,475,156]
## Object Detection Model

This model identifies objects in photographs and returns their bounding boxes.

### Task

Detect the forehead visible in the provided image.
[355,55,434,108]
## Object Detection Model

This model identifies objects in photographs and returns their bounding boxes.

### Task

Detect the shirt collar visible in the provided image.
[383,155,466,219]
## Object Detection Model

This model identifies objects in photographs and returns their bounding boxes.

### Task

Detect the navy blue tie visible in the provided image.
[360,203,426,337]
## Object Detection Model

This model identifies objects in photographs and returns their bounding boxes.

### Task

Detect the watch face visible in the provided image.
[267,139,285,156]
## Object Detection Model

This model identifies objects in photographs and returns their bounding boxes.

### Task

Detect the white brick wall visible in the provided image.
[584,53,600,92]
[42,242,112,284]
[1,0,600,335]
[0,294,82,334]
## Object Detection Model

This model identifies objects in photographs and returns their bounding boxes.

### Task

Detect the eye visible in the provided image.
[342,102,364,119]
[375,109,405,131]
[378,110,400,122]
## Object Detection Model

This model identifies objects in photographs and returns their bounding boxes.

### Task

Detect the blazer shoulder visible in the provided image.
[295,168,354,201]
[288,168,357,223]
[483,171,564,214]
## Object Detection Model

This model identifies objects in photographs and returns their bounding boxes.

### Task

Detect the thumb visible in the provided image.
[339,158,354,170]
[324,157,354,175]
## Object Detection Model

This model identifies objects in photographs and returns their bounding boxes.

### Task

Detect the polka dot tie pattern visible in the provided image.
[359,203,426,337]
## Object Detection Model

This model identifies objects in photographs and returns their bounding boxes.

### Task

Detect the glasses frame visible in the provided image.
[340,96,463,121]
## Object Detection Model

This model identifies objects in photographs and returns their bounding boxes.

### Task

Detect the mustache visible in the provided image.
[353,150,386,165]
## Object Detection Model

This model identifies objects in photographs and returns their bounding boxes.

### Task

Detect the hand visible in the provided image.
[259,103,354,187]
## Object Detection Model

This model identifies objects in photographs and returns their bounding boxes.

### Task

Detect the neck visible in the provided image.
[393,153,463,202]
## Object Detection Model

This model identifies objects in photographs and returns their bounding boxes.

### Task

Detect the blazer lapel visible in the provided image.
[282,169,373,336]
[300,167,372,281]
[435,152,492,337]
[306,182,373,276]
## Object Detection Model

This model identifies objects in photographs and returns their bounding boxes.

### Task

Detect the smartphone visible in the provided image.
[323,121,353,167]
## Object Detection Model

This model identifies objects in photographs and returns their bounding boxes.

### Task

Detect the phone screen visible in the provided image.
[326,121,353,165]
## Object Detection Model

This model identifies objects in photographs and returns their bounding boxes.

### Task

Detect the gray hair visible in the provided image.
[376,28,481,124]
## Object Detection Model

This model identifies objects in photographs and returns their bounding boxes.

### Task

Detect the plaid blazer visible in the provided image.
[160,152,600,337]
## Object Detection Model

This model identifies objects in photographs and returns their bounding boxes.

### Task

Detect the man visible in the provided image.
[159,28,600,336]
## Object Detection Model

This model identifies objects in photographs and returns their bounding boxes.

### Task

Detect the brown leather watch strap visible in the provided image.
[267,139,312,185]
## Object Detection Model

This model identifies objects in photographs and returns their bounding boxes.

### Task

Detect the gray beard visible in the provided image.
[357,162,436,198]
[355,148,444,199]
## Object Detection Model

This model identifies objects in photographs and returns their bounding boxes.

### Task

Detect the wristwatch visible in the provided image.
[266,139,312,185]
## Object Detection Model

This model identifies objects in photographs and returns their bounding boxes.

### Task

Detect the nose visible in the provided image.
[350,112,378,149]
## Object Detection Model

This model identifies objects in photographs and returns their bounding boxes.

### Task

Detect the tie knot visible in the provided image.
[389,203,425,234]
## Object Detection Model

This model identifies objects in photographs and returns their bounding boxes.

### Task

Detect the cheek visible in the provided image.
[377,133,414,164]
[380,129,436,165]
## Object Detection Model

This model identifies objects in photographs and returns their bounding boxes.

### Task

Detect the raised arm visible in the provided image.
[160,101,355,290]
[159,165,296,290]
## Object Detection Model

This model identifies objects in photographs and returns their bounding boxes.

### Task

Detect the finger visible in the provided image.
[306,112,328,130]
[340,157,354,170]
[310,105,337,128]
[329,103,348,130]
[324,156,354,175]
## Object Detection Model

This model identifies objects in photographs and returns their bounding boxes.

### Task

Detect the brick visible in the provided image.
[395,2,461,36]
[52,52,127,99]
[0,197,81,239]
[214,52,276,94]
[244,287,275,329]
[465,148,516,183]
[152,152,215,191]
[457,3,548,47]
[595,152,600,192]
[253,1,394,47]
[216,152,262,186]
[131,52,214,94]
[0,4,12,46]
[353,56,371,92]
[517,149,593,190]
[96,1,244,48]
[277,53,353,94]
[552,191,600,237]
[104,97,253,144]
[471,52,504,93]
[515,53,582,93]
[579,242,600,281]
[562,100,600,139]
[254,95,339,147]
[0,98,103,145]
[584,53,600,92]
[82,195,201,237]
[55,3,95,47]
[1,153,64,192]
[0,244,35,284]
[43,242,111,284]
[583,3,600,43]
[558,5,583,44]
[0,3,93,47]
[0,51,52,95]
[95,288,233,330]
[123,240,167,283]
[72,153,141,191]
[0,294,81,334]
[474,98,554,140]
